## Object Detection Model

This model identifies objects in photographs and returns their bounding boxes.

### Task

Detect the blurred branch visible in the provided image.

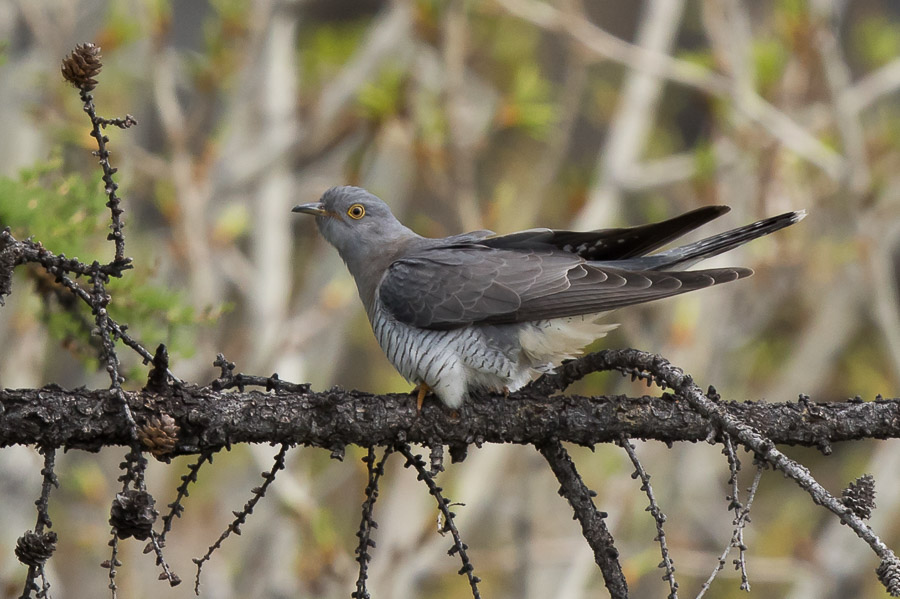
[506,1,589,230]
[0,370,897,453]
[809,0,871,193]
[442,0,482,232]
[496,0,847,181]
[843,57,900,114]
[494,0,724,93]
[575,0,686,228]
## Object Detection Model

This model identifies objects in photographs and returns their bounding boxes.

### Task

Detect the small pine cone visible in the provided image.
[877,557,900,597]
[841,474,876,520]
[15,530,58,567]
[61,43,103,91]
[138,414,180,458]
[109,489,158,541]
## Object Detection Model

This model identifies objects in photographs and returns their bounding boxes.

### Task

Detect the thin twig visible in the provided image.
[193,444,289,595]
[697,458,763,597]
[619,437,678,598]
[18,447,59,599]
[145,533,181,587]
[396,444,482,599]
[542,349,900,587]
[158,451,213,545]
[90,267,137,436]
[538,440,628,599]
[79,88,129,266]
[353,447,394,599]
[105,535,120,599]
[7,233,180,380]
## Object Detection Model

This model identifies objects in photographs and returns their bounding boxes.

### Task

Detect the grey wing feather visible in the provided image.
[379,246,750,329]
[480,205,730,260]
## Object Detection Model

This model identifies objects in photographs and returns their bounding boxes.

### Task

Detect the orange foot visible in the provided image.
[414,382,433,412]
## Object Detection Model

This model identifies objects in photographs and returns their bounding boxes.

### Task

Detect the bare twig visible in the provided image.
[193,444,289,594]
[353,447,394,599]
[542,349,900,594]
[79,88,130,268]
[210,353,310,394]
[619,437,678,598]
[6,233,175,380]
[158,452,213,545]
[696,437,763,597]
[145,533,181,587]
[538,440,628,599]
[397,444,482,599]
[105,535,120,599]
[17,447,58,599]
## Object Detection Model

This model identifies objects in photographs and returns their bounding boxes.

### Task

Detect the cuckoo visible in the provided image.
[293,186,805,409]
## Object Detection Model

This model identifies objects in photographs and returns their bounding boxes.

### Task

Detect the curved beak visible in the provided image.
[292,202,328,216]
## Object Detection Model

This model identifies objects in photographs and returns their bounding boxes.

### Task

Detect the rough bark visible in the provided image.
[1,383,896,455]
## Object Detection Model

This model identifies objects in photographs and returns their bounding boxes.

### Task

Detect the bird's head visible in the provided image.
[293,186,417,268]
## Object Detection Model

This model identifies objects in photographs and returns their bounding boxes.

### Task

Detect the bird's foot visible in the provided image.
[413,383,433,412]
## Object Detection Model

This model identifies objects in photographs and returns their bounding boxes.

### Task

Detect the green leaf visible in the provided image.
[853,16,900,69]
[357,65,407,123]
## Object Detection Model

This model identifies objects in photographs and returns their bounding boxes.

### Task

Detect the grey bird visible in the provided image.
[294,186,805,409]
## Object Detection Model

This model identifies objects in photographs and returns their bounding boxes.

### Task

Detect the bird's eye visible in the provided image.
[347,204,365,220]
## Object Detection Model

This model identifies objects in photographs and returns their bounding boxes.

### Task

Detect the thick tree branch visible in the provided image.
[1,382,897,454]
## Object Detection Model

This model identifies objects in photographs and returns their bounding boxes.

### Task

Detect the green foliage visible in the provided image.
[189,0,252,90]
[586,73,624,126]
[0,157,107,258]
[675,48,716,71]
[693,142,718,183]
[475,10,541,73]
[357,65,408,123]
[504,64,557,138]
[299,21,369,91]
[99,0,144,49]
[416,91,449,148]
[776,0,807,19]
[468,9,555,138]
[209,0,250,20]
[752,38,788,95]
[853,16,900,69]
[0,159,210,368]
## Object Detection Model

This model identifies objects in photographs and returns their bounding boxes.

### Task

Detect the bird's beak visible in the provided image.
[292,202,328,216]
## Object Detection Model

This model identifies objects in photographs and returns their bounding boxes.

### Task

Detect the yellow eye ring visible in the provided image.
[347,203,365,220]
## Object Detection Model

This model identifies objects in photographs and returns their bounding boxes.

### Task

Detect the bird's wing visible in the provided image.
[439,229,496,244]
[480,205,730,261]
[378,245,749,329]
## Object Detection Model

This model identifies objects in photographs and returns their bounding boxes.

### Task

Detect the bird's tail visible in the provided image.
[597,210,807,271]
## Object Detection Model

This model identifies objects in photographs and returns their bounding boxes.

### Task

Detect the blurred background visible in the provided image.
[1,0,900,597]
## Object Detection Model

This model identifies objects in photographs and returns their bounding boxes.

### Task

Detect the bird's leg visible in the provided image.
[414,382,433,412]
